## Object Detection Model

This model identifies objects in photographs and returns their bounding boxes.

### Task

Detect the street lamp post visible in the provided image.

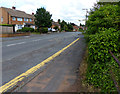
[82,8,88,31]
[78,19,85,30]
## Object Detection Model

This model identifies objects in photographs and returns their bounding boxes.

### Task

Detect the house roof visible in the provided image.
[1,7,34,19]
[52,22,60,26]
[73,26,79,29]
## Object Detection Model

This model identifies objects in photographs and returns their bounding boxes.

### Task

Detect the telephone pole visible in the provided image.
[82,8,88,31]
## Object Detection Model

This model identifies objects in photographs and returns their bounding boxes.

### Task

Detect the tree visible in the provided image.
[34,7,52,33]
[64,25,68,31]
[80,23,85,26]
[70,23,76,26]
[67,23,73,31]
[60,20,67,31]
[59,20,74,31]
[58,19,61,24]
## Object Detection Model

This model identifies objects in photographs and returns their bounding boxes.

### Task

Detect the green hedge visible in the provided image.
[39,27,48,33]
[86,29,120,92]
[17,27,34,32]
[86,4,120,34]
[0,24,13,27]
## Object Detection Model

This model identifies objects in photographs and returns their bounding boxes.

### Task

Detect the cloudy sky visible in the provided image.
[0,0,98,25]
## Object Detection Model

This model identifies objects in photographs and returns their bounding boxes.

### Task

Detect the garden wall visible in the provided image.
[0,26,13,34]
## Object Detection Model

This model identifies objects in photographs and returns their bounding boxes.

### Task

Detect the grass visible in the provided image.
[79,46,101,92]
[31,32,41,34]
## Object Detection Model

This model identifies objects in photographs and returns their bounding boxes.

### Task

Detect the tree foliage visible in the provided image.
[58,19,61,24]
[34,7,52,30]
[80,23,85,27]
[59,20,73,31]
[67,23,73,31]
[86,4,120,34]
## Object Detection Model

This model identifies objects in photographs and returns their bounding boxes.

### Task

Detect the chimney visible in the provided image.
[32,12,34,15]
[12,6,16,10]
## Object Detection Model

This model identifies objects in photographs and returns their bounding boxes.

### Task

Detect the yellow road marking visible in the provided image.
[0,38,80,93]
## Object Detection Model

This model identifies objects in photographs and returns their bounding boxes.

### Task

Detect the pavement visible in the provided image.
[1,32,86,92]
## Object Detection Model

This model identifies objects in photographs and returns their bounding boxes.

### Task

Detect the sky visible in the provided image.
[0,0,98,25]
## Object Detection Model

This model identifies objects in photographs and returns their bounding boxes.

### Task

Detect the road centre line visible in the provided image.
[6,38,45,47]
[6,42,26,47]
[32,39,42,42]
[0,38,80,93]
[6,37,54,47]
[24,36,30,38]
[5,34,76,47]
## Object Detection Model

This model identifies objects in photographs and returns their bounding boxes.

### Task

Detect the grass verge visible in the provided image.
[79,46,101,92]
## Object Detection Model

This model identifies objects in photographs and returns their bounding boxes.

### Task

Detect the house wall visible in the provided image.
[0,7,9,24]
[51,25,55,29]
[51,25,61,29]
[9,14,12,24]
[0,8,2,24]
[11,17,35,31]
[0,7,36,33]
[11,17,34,25]
[0,7,34,25]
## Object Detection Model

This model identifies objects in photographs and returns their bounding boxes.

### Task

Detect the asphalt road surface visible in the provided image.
[1,32,86,92]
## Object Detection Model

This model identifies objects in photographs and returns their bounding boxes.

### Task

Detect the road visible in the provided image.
[1,32,86,92]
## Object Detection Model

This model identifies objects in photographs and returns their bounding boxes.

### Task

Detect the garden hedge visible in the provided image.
[86,29,120,92]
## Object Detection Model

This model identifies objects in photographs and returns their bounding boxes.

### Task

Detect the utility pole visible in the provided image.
[82,8,88,31]
[78,19,86,30]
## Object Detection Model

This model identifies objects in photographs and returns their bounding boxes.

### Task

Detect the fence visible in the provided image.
[109,50,120,94]
[0,25,13,34]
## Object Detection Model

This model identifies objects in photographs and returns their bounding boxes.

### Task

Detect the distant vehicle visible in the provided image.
[48,28,56,32]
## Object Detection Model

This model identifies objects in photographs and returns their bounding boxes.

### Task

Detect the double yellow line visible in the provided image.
[0,38,80,93]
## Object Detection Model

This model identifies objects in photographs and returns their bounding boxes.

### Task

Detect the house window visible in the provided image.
[30,19,32,22]
[24,18,28,21]
[17,18,23,21]
[1,17,3,22]
[18,25,22,29]
[12,17,16,21]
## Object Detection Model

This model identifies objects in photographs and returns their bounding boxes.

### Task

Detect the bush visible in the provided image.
[86,30,120,92]
[17,29,22,32]
[22,27,34,32]
[85,2,120,92]
[34,29,38,32]
[79,28,83,32]
[17,27,34,32]
[39,27,48,33]
[86,4,120,34]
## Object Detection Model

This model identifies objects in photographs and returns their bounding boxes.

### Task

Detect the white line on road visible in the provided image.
[32,39,42,42]
[6,38,44,47]
[5,34,76,47]
[6,42,26,47]
[24,36,30,38]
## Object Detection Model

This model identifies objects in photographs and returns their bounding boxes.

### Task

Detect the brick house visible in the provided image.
[0,6,35,32]
[73,26,80,31]
[49,22,61,31]
[51,22,61,29]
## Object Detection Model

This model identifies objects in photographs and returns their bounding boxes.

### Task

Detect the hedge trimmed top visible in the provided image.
[0,24,13,27]
[86,4,120,34]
